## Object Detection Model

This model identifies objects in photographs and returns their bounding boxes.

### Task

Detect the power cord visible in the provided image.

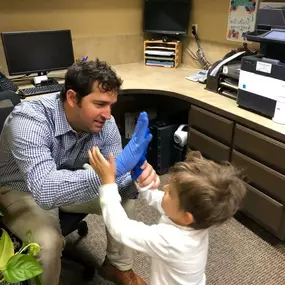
[191,25,211,70]
[183,26,211,70]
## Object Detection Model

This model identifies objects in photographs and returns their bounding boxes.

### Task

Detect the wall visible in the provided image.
[183,0,246,67]
[1,0,283,74]
[0,0,144,75]
[183,0,285,67]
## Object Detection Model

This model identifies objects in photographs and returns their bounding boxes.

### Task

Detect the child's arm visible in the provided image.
[88,147,171,259]
[136,182,165,215]
[99,183,173,260]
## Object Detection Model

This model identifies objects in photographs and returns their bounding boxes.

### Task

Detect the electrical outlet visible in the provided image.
[191,24,198,37]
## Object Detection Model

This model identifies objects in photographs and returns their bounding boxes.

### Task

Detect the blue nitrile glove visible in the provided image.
[131,148,147,180]
[131,127,150,180]
[115,112,152,177]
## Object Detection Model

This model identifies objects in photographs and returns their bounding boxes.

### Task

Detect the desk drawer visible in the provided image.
[189,106,233,145]
[234,124,285,174]
[232,151,285,203]
[188,128,230,162]
[240,183,284,236]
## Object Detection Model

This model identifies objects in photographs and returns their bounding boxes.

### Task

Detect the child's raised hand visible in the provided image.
[88,146,116,184]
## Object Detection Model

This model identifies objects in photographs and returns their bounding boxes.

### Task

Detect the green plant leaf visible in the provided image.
[28,243,41,257]
[29,273,44,285]
[0,229,14,270]
[3,254,43,282]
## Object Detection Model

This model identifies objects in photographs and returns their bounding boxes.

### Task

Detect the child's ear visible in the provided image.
[182,212,194,226]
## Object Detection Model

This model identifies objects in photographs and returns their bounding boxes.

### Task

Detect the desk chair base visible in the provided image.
[59,211,97,281]
[77,220,88,237]
[62,220,96,281]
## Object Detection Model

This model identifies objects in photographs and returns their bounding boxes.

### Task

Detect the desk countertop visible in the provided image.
[112,62,285,138]
[22,62,285,138]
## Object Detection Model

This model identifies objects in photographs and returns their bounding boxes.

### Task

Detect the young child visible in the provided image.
[88,147,247,285]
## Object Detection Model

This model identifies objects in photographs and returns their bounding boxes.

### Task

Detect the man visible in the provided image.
[0,59,159,285]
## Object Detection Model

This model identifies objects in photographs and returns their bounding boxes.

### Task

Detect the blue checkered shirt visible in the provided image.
[0,93,134,210]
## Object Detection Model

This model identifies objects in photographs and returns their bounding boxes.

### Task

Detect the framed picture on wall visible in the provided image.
[227,0,260,42]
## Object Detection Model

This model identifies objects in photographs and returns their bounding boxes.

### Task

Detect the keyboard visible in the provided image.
[21,84,64,96]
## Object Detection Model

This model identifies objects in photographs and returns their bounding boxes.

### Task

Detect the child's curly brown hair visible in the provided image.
[169,151,247,230]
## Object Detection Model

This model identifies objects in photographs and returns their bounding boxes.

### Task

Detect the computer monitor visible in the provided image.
[143,0,191,35]
[1,30,75,76]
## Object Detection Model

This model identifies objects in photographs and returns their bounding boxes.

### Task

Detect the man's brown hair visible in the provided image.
[169,151,246,230]
[60,58,123,103]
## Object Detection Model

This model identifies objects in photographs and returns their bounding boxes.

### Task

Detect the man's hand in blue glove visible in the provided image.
[136,160,161,190]
[131,127,150,180]
[115,111,152,177]
[131,148,147,180]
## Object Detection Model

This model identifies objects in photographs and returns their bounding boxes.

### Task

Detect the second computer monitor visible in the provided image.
[1,29,75,76]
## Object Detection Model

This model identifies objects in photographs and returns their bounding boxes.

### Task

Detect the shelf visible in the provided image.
[145,56,175,61]
[144,40,182,68]
[145,46,176,51]
[220,82,238,90]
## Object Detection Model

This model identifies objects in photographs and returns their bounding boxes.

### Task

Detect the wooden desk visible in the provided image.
[20,62,285,239]
[114,62,285,240]
[17,71,65,101]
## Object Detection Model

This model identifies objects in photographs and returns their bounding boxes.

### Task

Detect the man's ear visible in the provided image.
[66,89,78,107]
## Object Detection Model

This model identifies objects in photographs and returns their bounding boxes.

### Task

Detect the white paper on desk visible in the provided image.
[210,51,245,77]
[144,50,175,56]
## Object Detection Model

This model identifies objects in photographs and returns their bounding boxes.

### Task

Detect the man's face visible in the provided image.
[67,82,118,133]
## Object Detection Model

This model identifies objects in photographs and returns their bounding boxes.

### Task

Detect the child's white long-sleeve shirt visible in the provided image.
[99,183,209,285]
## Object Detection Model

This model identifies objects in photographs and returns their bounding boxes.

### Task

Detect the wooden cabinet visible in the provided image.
[232,125,285,240]
[239,183,284,237]
[187,105,285,240]
[189,105,234,145]
[232,151,285,203]
[188,128,231,162]
[234,124,285,174]
[188,105,233,162]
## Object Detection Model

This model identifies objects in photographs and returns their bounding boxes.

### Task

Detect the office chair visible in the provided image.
[0,90,95,281]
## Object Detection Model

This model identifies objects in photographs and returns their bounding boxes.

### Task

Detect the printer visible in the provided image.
[237,5,285,118]
[206,47,256,100]
[206,56,242,100]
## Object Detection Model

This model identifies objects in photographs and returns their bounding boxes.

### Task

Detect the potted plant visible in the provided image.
[0,211,43,285]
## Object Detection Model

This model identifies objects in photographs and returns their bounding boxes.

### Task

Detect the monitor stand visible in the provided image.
[32,73,58,87]
[163,35,180,42]
[151,34,180,43]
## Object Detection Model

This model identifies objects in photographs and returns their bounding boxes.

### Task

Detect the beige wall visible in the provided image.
[189,0,232,44]
[1,0,283,73]
[183,0,246,66]
[183,0,285,67]
[0,0,144,74]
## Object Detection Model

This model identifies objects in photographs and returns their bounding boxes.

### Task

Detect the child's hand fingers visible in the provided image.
[95,147,106,163]
[92,147,103,166]
[109,152,116,172]
[92,146,97,161]
[88,150,96,166]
